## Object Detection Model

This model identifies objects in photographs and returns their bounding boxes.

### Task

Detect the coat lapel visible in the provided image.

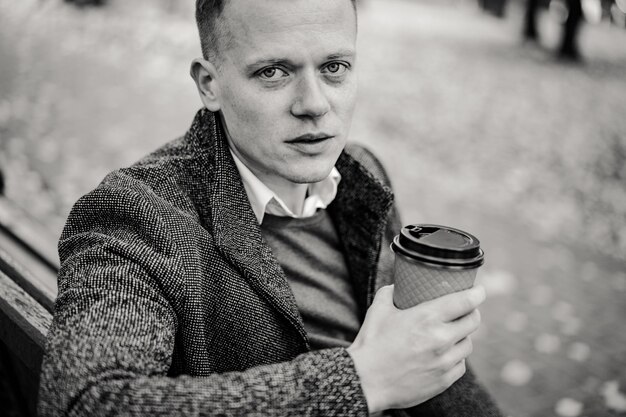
[186,109,394,340]
[187,109,309,349]
[330,151,395,319]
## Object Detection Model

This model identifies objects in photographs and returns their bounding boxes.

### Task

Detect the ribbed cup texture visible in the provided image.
[392,254,478,309]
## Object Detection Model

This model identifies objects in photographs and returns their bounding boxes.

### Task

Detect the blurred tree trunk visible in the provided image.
[559,0,584,60]
[524,0,541,40]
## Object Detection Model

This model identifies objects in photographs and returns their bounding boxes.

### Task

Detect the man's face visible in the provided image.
[211,0,357,187]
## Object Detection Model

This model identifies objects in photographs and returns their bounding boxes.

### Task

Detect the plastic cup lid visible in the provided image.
[391,224,484,268]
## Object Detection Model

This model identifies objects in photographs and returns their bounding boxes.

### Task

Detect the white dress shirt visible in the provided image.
[229,149,341,224]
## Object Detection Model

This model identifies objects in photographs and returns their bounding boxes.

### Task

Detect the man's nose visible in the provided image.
[290,74,331,119]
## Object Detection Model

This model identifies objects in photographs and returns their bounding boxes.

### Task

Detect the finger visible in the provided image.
[421,285,486,322]
[443,358,467,389]
[447,309,481,345]
[438,336,473,369]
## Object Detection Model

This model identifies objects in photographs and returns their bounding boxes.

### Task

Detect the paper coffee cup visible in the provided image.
[390,224,485,309]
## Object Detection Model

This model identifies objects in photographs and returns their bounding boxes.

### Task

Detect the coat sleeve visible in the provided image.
[38,183,369,417]
[402,365,504,417]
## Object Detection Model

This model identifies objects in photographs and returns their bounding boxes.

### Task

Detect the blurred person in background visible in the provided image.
[524,0,585,60]
[524,0,544,40]
[38,0,503,416]
[560,0,584,59]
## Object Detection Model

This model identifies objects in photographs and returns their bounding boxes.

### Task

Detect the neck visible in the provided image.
[264,179,309,215]
[224,134,308,216]
[244,158,309,215]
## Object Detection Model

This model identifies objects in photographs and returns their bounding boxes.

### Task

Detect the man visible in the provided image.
[39,0,503,415]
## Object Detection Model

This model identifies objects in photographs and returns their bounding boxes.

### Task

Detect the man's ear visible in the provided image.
[190,58,221,112]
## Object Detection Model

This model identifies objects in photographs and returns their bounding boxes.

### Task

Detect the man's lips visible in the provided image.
[286,133,335,144]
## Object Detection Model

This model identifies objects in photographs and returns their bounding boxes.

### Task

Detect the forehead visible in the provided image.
[219,0,356,63]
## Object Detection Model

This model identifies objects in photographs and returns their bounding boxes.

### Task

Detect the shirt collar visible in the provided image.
[229,148,341,224]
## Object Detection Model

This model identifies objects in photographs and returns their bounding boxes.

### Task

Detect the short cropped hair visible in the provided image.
[195,0,229,62]
[196,0,357,62]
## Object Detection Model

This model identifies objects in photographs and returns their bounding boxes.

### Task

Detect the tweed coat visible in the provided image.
[38,109,503,417]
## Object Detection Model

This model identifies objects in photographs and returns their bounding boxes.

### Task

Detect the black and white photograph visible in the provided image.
[1,0,625,416]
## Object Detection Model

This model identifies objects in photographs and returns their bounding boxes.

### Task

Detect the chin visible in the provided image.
[285,165,334,184]
[287,172,330,184]
[290,155,339,183]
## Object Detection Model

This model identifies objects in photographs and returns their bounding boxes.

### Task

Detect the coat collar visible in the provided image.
[186,109,394,346]
[330,150,394,318]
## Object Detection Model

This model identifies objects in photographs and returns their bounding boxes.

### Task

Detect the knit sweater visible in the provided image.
[260,210,361,350]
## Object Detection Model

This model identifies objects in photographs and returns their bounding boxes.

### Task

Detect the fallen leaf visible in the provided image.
[535,333,561,354]
[505,311,528,333]
[555,398,583,417]
[601,381,626,412]
[501,360,533,386]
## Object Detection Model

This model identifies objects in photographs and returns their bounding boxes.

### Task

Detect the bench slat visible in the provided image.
[0,198,59,312]
[0,270,52,376]
[0,198,60,271]
[0,232,58,312]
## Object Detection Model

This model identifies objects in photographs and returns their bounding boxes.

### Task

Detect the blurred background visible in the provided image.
[1,0,625,415]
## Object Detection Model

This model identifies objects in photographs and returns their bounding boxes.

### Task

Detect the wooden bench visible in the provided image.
[0,170,59,416]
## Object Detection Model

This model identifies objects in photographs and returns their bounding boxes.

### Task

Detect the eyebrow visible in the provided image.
[244,49,356,72]
[245,58,292,73]
[325,49,356,60]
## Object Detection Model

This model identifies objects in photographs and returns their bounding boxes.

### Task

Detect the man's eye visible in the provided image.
[258,67,287,80]
[323,62,349,75]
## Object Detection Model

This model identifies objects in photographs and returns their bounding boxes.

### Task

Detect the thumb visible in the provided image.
[372,284,395,305]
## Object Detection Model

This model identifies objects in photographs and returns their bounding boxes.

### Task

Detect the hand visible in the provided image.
[346,285,486,413]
